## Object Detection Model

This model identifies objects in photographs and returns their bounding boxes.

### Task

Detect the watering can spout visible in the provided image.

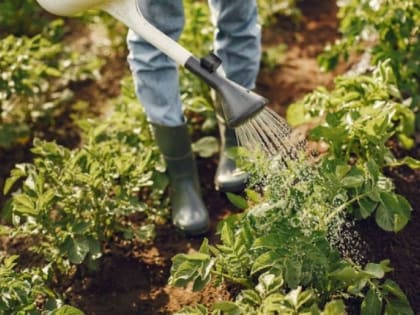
[185,57,268,127]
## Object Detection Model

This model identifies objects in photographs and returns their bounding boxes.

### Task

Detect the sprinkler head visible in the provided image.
[185,57,268,128]
[215,79,268,128]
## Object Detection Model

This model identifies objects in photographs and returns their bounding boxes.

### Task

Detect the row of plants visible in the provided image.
[2,79,169,272]
[0,0,104,150]
[1,79,170,314]
[0,255,82,315]
[0,27,101,149]
[318,0,419,117]
[168,0,419,313]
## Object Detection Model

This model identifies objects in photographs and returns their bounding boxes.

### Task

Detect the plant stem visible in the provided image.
[321,192,371,228]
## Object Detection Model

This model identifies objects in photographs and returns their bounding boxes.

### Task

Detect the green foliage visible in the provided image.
[261,44,288,71]
[318,0,420,106]
[2,86,169,271]
[0,0,51,37]
[170,153,413,313]
[177,287,345,315]
[179,0,215,121]
[288,61,416,159]
[192,136,219,158]
[0,255,83,315]
[257,0,301,26]
[287,62,415,231]
[0,31,101,148]
[330,260,413,315]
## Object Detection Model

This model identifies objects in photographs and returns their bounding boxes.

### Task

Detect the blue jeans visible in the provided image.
[127,0,261,126]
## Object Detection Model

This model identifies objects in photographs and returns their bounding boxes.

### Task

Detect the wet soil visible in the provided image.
[353,140,420,312]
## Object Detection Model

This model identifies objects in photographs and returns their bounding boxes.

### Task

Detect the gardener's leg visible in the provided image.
[208,0,262,192]
[127,1,210,235]
[127,0,185,126]
[208,0,262,89]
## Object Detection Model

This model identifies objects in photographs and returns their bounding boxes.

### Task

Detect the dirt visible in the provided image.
[257,0,353,116]
[353,139,420,312]
[2,0,420,314]
[62,157,235,315]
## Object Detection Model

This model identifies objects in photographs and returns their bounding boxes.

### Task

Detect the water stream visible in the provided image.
[235,107,305,160]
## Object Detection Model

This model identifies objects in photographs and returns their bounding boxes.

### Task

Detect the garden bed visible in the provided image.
[1,0,419,314]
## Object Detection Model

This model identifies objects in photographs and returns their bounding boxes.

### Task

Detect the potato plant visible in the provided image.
[169,8,416,312]
[0,0,51,37]
[318,0,420,109]
[170,157,413,314]
[287,61,417,231]
[0,28,101,148]
[2,82,169,271]
[0,255,83,315]
[257,0,301,26]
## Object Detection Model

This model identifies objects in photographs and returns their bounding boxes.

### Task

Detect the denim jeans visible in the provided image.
[127,0,261,126]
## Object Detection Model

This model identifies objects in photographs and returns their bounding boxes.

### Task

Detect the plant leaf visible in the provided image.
[226,192,248,209]
[323,300,346,315]
[358,197,378,219]
[52,305,85,315]
[192,137,218,158]
[375,192,411,232]
[361,288,382,315]
[12,193,37,216]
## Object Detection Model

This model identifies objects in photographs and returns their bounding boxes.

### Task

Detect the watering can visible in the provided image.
[35,0,268,128]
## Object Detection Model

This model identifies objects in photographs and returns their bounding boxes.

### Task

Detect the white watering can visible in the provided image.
[36,0,268,127]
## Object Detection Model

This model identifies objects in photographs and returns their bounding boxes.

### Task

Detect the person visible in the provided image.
[127,0,261,235]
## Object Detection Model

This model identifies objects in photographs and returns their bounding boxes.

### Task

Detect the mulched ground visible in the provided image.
[1,0,419,314]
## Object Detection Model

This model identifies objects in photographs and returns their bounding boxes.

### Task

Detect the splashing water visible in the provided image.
[236,107,305,159]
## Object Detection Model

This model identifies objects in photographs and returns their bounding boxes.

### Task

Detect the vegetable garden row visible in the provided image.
[0,0,419,314]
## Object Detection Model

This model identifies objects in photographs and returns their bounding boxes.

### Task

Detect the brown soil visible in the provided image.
[61,158,235,315]
[2,0,420,314]
[257,0,352,116]
[352,140,420,312]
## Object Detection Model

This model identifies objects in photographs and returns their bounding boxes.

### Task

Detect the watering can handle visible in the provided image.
[35,0,267,127]
[36,0,193,66]
[104,0,193,66]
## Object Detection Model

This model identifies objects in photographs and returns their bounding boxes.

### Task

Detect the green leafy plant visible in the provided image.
[318,0,420,108]
[0,0,52,37]
[288,60,415,151]
[257,0,302,26]
[287,61,415,231]
[176,287,346,315]
[170,156,413,313]
[0,31,101,148]
[261,44,288,71]
[2,83,169,271]
[0,255,84,315]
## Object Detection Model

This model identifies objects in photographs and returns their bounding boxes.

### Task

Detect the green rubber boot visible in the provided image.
[152,122,210,236]
[215,120,248,192]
